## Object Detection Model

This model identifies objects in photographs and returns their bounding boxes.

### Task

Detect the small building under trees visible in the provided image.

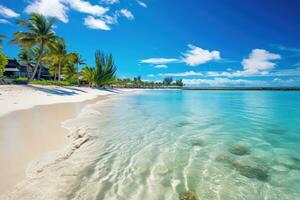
[3,59,52,79]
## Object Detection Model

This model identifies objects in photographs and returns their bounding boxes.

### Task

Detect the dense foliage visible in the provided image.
[82,51,117,87]
[0,48,8,76]
[11,13,57,81]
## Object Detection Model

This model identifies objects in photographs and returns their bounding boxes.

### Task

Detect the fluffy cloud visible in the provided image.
[0,5,20,18]
[182,44,221,66]
[141,45,221,67]
[159,71,204,77]
[24,0,108,23]
[183,78,264,87]
[154,64,168,68]
[141,58,179,65]
[137,1,147,8]
[147,74,154,77]
[83,16,110,30]
[23,0,141,30]
[24,0,69,23]
[119,9,134,20]
[68,0,108,16]
[242,49,281,75]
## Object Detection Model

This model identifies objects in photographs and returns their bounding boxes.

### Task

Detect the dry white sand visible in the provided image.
[0,84,122,117]
[0,85,139,195]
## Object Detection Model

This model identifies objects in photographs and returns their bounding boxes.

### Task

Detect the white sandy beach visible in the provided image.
[0,85,119,117]
[0,85,137,195]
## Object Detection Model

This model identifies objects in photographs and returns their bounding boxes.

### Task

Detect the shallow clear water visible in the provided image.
[11,90,300,200]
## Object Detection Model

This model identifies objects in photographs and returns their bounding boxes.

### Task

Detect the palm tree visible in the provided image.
[81,51,117,87]
[175,79,184,87]
[163,76,173,86]
[18,47,34,79]
[93,50,117,87]
[46,38,70,81]
[0,34,6,46]
[72,53,85,85]
[10,13,57,81]
[82,65,95,87]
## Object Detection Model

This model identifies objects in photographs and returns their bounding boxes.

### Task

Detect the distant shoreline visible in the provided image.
[182,87,300,91]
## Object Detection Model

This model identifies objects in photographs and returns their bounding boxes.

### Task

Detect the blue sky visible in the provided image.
[1,0,300,87]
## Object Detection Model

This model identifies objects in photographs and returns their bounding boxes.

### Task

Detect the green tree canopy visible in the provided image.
[0,49,8,76]
[11,13,57,81]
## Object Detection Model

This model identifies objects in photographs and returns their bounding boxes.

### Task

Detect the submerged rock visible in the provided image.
[216,154,269,181]
[232,161,269,181]
[229,144,251,156]
[179,191,197,200]
[190,139,205,147]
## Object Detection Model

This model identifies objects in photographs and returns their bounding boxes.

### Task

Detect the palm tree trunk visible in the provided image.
[38,64,42,80]
[58,60,62,81]
[26,63,30,80]
[29,41,45,82]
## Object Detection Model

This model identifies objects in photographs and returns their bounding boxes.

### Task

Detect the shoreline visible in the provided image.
[0,85,139,195]
[0,84,120,117]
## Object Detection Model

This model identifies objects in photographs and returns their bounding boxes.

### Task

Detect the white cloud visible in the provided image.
[204,67,300,78]
[183,78,264,87]
[154,64,168,68]
[0,5,20,18]
[83,16,110,30]
[101,0,119,4]
[120,9,134,20]
[141,45,221,67]
[182,44,221,66]
[68,0,108,16]
[242,49,281,75]
[200,49,281,78]
[147,74,154,77]
[24,0,69,23]
[140,58,179,65]
[0,18,10,24]
[159,71,204,77]
[137,0,147,8]
[24,0,108,23]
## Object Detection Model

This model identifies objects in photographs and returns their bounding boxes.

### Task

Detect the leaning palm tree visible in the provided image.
[0,34,6,46]
[10,13,57,81]
[93,50,117,87]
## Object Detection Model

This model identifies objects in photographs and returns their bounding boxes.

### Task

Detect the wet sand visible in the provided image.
[0,95,109,193]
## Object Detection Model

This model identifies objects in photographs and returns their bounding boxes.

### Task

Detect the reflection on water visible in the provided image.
[4,90,300,200]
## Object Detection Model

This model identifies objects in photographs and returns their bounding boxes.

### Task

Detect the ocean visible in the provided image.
[9,90,300,200]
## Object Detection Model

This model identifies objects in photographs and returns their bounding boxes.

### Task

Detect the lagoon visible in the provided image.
[6,90,300,200]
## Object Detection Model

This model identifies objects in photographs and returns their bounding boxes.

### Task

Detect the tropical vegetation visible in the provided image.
[82,50,116,87]
[1,13,184,88]
[0,34,8,76]
[10,13,57,81]
[0,49,8,76]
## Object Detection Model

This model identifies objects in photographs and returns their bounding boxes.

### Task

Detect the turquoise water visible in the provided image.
[10,90,300,200]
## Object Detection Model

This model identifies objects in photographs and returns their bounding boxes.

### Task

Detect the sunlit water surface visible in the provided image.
[14,90,300,200]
